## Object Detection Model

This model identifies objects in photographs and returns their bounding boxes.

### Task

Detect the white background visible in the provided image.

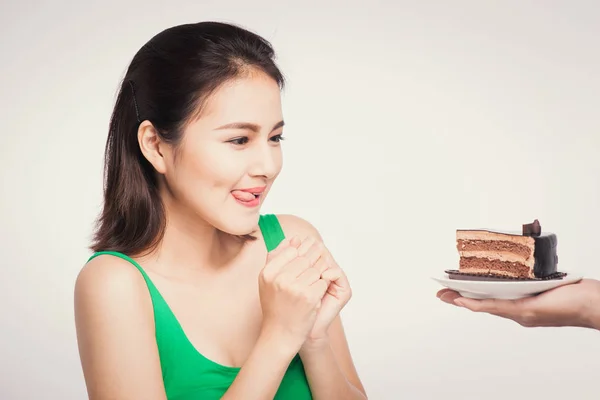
[2,0,600,399]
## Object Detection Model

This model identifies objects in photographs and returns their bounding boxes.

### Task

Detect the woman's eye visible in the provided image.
[228,134,284,146]
[229,137,249,145]
[270,134,285,143]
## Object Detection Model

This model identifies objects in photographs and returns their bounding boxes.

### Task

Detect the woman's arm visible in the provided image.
[220,326,301,399]
[277,214,368,399]
[74,257,168,400]
[299,316,368,399]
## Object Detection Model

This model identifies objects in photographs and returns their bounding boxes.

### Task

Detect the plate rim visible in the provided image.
[432,271,584,299]
[432,271,583,286]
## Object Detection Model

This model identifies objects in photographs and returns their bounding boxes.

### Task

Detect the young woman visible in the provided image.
[74,21,367,400]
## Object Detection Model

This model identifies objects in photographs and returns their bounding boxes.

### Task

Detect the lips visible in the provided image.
[237,186,266,195]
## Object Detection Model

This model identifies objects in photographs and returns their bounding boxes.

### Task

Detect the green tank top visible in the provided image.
[87,214,313,399]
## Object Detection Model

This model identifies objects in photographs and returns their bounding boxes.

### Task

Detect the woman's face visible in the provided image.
[158,72,285,235]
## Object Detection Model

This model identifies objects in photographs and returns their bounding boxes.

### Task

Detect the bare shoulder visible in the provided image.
[74,254,166,399]
[74,254,154,327]
[275,214,323,240]
[75,254,150,302]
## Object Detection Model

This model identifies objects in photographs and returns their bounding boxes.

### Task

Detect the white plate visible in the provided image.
[432,272,583,299]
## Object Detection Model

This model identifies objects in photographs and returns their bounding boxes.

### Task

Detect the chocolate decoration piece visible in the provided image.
[522,219,541,236]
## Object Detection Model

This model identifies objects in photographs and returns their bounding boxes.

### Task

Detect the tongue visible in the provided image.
[232,190,255,202]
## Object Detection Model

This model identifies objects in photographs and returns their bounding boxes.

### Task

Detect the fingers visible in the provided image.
[437,289,462,305]
[465,298,526,319]
[280,255,314,284]
[289,236,302,248]
[303,237,334,274]
[296,236,316,256]
[313,256,330,275]
[265,236,333,289]
[436,288,454,298]
[267,235,301,260]
[296,266,322,286]
[303,240,325,267]
[309,278,329,300]
[321,266,343,283]
[262,238,301,279]
[455,298,501,314]
[437,289,522,320]
[281,237,326,281]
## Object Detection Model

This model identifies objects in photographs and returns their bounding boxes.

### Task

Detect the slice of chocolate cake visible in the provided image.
[456,220,558,279]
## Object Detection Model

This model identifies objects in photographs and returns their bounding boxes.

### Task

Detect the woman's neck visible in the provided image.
[137,202,246,280]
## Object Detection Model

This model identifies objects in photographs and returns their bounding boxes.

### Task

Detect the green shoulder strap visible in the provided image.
[258,214,286,252]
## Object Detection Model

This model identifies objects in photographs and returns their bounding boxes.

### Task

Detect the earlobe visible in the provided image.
[137,121,167,174]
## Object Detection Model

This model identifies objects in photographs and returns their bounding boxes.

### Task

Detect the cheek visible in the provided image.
[275,148,284,168]
[174,143,241,192]
[271,147,284,177]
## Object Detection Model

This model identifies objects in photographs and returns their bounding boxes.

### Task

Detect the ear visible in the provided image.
[137,120,167,174]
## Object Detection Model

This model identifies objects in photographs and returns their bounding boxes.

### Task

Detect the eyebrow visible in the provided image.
[214,120,285,132]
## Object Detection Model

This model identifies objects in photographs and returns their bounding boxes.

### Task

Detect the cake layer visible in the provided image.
[458,250,535,267]
[456,239,533,259]
[459,257,533,278]
[456,229,535,247]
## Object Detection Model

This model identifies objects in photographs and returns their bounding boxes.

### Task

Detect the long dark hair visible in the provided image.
[90,21,285,255]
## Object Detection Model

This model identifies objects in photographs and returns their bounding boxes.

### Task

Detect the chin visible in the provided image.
[214,210,261,237]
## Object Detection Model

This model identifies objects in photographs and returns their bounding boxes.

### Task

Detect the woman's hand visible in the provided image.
[296,237,352,344]
[437,278,600,329]
[258,236,330,354]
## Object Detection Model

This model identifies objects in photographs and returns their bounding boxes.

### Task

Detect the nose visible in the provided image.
[248,141,280,179]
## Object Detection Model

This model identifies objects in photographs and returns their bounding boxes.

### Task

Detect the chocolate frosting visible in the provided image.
[532,233,558,278]
[523,219,558,277]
